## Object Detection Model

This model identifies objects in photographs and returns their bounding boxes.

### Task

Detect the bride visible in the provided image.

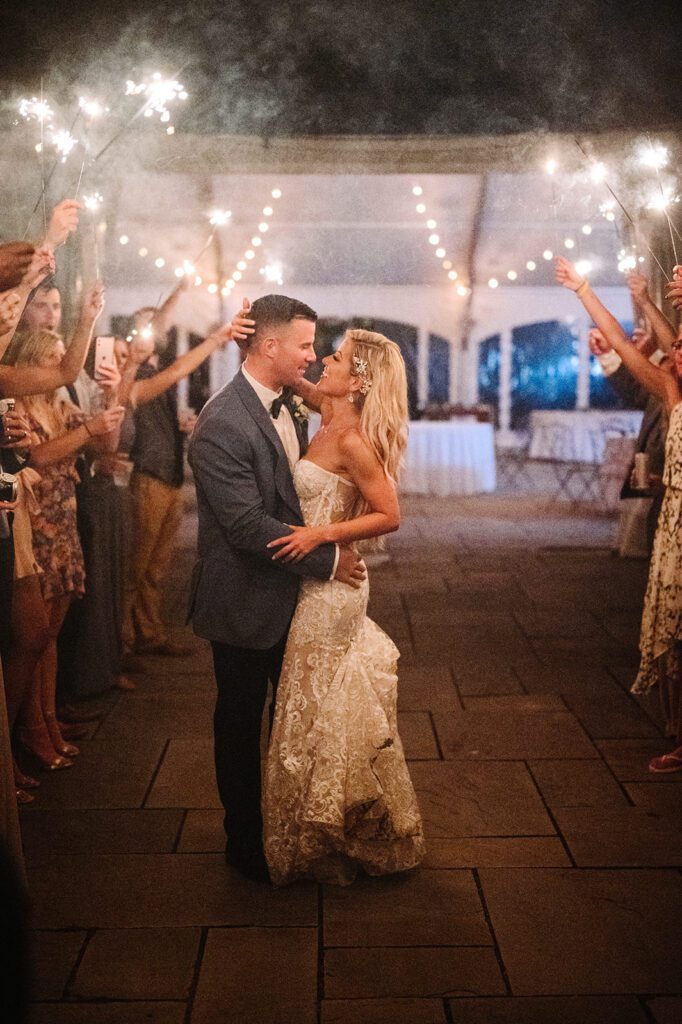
[261,328,425,885]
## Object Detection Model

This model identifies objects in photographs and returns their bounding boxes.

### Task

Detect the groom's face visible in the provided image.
[269,317,317,386]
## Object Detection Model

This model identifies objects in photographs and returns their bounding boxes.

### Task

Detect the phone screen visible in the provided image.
[94,336,116,380]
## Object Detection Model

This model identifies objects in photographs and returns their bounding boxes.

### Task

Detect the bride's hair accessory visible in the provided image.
[351,354,372,394]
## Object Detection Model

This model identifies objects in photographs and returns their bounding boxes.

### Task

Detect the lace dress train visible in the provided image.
[263,460,425,885]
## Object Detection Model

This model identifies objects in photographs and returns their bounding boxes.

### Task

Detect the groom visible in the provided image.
[188,294,366,881]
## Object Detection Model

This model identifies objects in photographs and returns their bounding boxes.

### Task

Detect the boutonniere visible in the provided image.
[290,397,309,424]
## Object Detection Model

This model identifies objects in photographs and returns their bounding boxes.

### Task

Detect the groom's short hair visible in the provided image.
[247,294,317,350]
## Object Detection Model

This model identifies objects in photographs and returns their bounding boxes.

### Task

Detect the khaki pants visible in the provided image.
[123,471,184,650]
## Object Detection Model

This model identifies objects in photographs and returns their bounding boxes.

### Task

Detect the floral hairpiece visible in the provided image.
[352,354,372,394]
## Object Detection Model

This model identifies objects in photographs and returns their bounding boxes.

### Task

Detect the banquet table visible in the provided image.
[529,409,643,464]
[402,420,497,496]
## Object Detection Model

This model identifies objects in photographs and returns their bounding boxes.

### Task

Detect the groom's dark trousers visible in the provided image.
[211,633,288,848]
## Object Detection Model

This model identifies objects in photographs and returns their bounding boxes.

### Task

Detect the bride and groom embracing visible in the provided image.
[188,294,424,885]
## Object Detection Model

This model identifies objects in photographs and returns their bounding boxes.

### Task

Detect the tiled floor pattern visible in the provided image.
[22,493,681,1023]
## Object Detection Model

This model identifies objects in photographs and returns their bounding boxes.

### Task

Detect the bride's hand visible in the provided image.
[267,525,326,562]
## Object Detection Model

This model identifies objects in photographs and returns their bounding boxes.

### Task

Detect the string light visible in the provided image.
[435,247,446,258]
[271,188,282,199]
[138,247,148,257]
[526,260,536,271]
[415,203,426,214]
[262,206,273,216]
[412,185,423,196]
[155,257,165,268]
[428,234,439,245]
[258,222,269,232]
[543,249,553,260]
[507,270,517,281]
[448,270,458,281]
[426,219,437,229]
[119,235,129,245]
[582,224,592,235]
[488,277,499,289]
[564,238,575,249]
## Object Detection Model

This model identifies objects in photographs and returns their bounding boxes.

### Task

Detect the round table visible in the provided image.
[402,420,497,496]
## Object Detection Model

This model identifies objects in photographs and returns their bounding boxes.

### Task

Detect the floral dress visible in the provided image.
[27,407,86,602]
[633,401,682,693]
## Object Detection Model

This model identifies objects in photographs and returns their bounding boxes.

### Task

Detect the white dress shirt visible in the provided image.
[241,364,340,580]
[242,364,299,472]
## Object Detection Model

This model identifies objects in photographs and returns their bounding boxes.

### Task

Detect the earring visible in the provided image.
[347,393,355,404]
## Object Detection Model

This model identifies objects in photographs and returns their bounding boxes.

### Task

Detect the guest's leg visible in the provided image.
[134,482,184,648]
[3,577,50,731]
[211,640,281,848]
[122,473,169,650]
[40,596,76,756]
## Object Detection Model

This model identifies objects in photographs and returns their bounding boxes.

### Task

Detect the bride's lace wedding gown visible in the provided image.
[263,459,425,885]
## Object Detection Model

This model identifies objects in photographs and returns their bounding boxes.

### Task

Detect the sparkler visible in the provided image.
[573,137,668,277]
[93,68,189,163]
[83,192,104,277]
[544,157,561,252]
[645,136,679,264]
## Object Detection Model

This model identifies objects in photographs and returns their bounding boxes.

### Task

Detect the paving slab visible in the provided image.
[320,997,447,1023]
[323,870,491,947]
[95,691,213,739]
[191,927,317,1024]
[453,666,526,697]
[19,738,166,809]
[21,809,182,856]
[433,706,597,760]
[480,868,682,994]
[561,690,660,739]
[527,759,629,811]
[398,711,441,759]
[446,995,648,1023]
[553,806,682,867]
[423,838,570,868]
[29,1003,186,1024]
[325,946,505,999]
[146,739,220,808]
[28,854,316,929]
[624,782,682,813]
[396,664,461,710]
[177,809,223,852]
[648,997,682,1024]
[69,928,200,1000]
[29,931,87,1000]
[410,761,555,837]
[596,739,682,782]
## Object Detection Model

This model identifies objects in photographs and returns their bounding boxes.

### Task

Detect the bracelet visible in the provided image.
[575,279,590,297]
[83,420,93,437]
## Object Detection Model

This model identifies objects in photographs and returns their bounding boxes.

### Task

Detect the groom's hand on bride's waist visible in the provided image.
[334,547,367,589]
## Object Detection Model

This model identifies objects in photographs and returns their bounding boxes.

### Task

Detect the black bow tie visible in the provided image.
[270,387,294,419]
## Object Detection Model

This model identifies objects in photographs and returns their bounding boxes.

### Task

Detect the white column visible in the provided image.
[575,317,590,410]
[175,326,190,411]
[416,325,429,409]
[498,327,513,443]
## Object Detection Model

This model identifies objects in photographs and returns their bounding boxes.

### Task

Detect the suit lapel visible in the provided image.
[234,370,302,517]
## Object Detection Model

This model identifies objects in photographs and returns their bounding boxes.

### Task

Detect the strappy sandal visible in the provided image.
[648,752,682,774]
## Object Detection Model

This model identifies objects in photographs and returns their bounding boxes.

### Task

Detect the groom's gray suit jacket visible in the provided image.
[187,368,336,649]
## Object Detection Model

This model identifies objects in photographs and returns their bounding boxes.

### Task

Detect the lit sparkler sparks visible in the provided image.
[50,128,79,162]
[83,192,104,211]
[19,97,53,123]
[125,73,189,123]
[639,142,669,171]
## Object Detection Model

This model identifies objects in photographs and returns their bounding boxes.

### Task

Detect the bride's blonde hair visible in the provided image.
[346,328,408,483]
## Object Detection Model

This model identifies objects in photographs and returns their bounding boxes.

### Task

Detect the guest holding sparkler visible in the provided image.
[558,255,682,773]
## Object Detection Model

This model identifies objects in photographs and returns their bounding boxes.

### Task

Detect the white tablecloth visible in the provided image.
[402,421,497,496]
[529,410,643,464]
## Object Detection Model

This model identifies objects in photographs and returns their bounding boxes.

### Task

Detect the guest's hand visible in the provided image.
[0,290,23,334]
[45,199,83,250]
[665,270,682,310]
[231,298,255,345]
[631,326,654,353]
[0,410,32,450]
[555,257,584,291]
[0,498,19,512]
[206,324,233,349]
[0,242,35,291]
[23,246,55,290]
[86,405,125,436]
[334,546,367,589]
[588,328,611,356]
[267,524,327,562]
[95,362,121,393]
[81,281,105,323]
[178,409,198,434]
[627,272,651,307]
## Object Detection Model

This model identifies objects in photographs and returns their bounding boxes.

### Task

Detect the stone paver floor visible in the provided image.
[21,493,682,1024]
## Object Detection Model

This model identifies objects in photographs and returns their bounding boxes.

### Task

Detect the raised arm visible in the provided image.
[24,405,125,470]
[128,325,233,407]
[556,257,679,410]
[627,273,677,353]
[0,282,105,398]
[268,429,400,562]
[0,247,55,357]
